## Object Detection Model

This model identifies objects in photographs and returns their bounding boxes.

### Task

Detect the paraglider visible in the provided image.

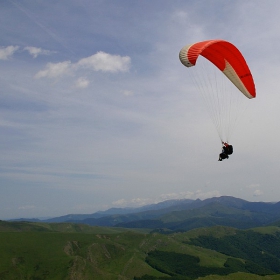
[218,142,233,161]
[179,39,256,161]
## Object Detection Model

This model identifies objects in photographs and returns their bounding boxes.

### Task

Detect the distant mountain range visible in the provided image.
[10,196,280,232]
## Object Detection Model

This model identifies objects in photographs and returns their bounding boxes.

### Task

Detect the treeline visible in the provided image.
[134,250,269,280]
[187,230,280,274]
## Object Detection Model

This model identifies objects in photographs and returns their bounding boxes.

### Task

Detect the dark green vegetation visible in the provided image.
[188,230,280,273]
[2,220,280,279]
[138,250,244,279]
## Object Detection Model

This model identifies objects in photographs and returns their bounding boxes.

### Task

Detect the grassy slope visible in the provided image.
[197,272,280,279]
[0,228,170,279]
[1,222,280,279]
[0,220,149,234]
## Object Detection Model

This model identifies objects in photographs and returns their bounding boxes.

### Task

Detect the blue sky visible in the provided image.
[1,0,280,219]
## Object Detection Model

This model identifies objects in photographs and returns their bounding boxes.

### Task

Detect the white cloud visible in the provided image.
[34,61,71,78]
[112,191,222,208]
[159,192,193,200]
[0,45,19,60]
[112,199,127,207]
[194,190,221,200]
[246,183,260,189]
[254,190,263,196]
[35,51,131,81]
[131,198,154,206]
[112,198,155,207]
[75,77,90,88]
[24,46,55,58]
[77,51,131,72]
[159,190,221,201]
[122,90,134,96]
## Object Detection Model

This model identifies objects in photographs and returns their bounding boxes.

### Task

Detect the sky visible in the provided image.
[1,0,280,219]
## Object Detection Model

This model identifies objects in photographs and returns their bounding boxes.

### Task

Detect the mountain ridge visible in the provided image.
[8,196,280,232]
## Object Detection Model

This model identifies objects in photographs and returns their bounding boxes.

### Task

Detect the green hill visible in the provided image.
[1,221,280,279]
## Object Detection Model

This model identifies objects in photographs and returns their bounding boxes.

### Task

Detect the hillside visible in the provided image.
[1,221,280,279]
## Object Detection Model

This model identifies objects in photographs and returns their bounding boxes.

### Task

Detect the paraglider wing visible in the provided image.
[179,40,256,99]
